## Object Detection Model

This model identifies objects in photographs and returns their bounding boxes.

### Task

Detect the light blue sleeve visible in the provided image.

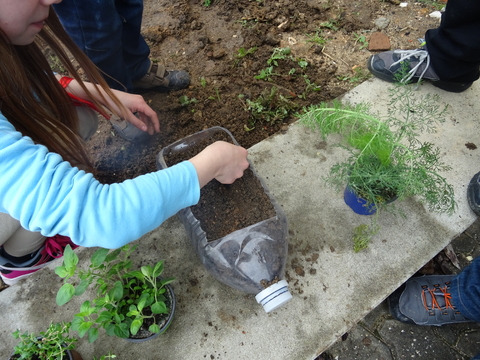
[0,113,200,248]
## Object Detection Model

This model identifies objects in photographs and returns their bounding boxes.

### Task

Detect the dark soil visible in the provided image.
[83,0,442,240]
[160,128,275,240]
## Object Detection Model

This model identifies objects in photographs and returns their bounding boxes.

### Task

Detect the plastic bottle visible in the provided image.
[157,127,292,313]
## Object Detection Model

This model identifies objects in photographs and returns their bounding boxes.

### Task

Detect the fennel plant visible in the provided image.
[300,84,456,251]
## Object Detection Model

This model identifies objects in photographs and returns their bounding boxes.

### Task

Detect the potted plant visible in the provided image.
[55,244,175,343]
[9,322,82,360]
[299,84,456,251]
[156,126,292,313]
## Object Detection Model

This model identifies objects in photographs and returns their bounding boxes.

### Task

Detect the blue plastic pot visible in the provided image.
[344,185,377,215]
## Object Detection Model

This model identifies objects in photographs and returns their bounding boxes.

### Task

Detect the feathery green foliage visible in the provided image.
[300,84,456,251]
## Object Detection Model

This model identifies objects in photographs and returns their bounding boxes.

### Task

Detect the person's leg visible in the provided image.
[115,0,151,82]
[0,213,45,256]
[426,0,480,84]
[53,0,149,90]
[450,256,480,323]
[367,0,480,92]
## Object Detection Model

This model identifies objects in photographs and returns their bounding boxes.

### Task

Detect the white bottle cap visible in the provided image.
[255,279,292,313]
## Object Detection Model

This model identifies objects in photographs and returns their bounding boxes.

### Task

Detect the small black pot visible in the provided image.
[125,283,176,343]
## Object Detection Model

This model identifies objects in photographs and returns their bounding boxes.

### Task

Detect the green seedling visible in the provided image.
[200,77,207,87]
[337,67,372,84]
[236,47,258,59]
[254,66,280,81]
[267,47,291,66]
[305,29,328,47]
[297,59,309,69]
[353,32,368,50]
[235,47,258,66]
[208,88,221,101]
[203,0,212,7]
[241,87,298,129]
[179,95,198,106]
[320,19,340,31]
[298,75,321,99]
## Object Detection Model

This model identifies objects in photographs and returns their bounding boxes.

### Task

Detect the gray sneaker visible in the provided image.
[132,61,190,94]
[388,275,472,326]
[367,48,473,93]
[467,171,480,216]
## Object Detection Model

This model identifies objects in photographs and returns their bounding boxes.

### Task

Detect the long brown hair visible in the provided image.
[0,8,126,171]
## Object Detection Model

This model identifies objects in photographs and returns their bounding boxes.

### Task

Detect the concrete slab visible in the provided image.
[1,78,480,360]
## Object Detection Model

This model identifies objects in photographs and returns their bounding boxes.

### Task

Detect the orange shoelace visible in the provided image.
[421,285,453,311]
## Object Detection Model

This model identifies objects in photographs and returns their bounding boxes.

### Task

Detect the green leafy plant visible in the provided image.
[55,244,175,343]
[93,352,116,360]
[11,322,77,360]
[254,66,280,81]
[208,87,221,101]
[353,32,368,50]
[298,75,321,99]
[320,19,340,31]
[300,84,456,251]
[203,0,212,7]
[337,67,372,84]
[267,47,291,66]
[179,95,198,106]
[241,87,297,130]
[235,46,258,65]
[305,30,328,47]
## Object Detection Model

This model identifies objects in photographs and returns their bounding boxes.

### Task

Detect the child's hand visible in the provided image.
[188,141,249,187]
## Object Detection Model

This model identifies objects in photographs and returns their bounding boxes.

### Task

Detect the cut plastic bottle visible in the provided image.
[157,127,292,313]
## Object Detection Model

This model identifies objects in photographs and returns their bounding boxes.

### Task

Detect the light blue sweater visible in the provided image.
[0,113,200,248]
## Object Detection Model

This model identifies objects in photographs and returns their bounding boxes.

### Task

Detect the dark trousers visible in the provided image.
[53,0,150,91]
[426,0,480,83]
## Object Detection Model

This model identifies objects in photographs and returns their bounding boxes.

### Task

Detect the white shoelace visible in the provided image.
[389,49,431,84]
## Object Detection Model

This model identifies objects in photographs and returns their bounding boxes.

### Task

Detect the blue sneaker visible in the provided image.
[388,275,472,326]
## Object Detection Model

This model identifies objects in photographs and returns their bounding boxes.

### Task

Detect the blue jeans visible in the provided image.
[451,256,480,323]
[53,0,150,91]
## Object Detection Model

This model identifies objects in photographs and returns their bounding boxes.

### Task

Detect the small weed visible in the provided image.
[416,0,445,11]
[267,47,291,66]
[297,59,309,69]
[236,47,258,59]
[203,0,212,7]
[353,223,379,253]
[320,19,340,31]
[298,75,321,99]
[254,66,279,81]
[240,87,298,130]
[337,67,371,84]
[237,19,258,28]
[208,88,221,101]
[179,95,198,106]
[353,32,368,50]
[235,47,258,66]
[305,29,328,47]
[200,77,207,87]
